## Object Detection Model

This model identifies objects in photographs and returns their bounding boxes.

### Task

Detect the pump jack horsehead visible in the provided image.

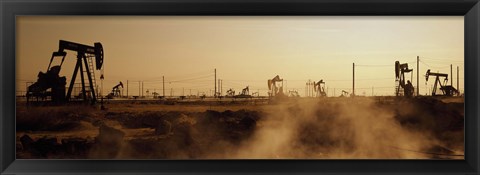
[268,75,284,97]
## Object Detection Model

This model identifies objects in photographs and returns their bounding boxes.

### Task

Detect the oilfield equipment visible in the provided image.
[152,92,160,98]
[235,86,252,98]
[425,69,459,96]
[24,45,463,103]
[106,81,124,99]
[314,80,327,97]
[26,40,104,105]
[395,61,414,97]
[26,52,67,104]
[268,75,284,97]
[288,90,300,97]
[340,90,349,97]
[240,86,250,96]
[226,88,235,97]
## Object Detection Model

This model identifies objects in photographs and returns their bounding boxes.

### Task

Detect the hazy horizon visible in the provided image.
[16,16,464,97]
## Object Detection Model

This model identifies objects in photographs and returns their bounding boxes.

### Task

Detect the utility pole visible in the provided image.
[451,64,453,87]
[353,62,355,97]
[127,80,129,98]
[457,66,459,95]
[417,56,419,96]
[163,76,165,97]
[214,69,217,98]
[218,79,220,96]
[138,81,141,97]
[142,81,144,97]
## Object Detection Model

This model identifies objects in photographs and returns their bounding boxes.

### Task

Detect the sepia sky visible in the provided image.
[16,16,464,97]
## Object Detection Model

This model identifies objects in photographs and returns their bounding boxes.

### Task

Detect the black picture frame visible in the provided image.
[1,0,479,174]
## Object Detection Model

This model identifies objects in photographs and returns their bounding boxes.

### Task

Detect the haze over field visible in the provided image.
[16,16,464,97]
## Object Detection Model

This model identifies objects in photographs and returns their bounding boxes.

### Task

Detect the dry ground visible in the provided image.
[16,96,464,159]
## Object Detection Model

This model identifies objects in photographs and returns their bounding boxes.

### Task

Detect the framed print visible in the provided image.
[1,0,479,174]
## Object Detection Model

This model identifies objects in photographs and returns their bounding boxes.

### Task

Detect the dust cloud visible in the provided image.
[232,98,462,159]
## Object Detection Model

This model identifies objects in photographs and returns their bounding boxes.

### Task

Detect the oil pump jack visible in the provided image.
[226,88,235,97]
[106,81,123,99]
[268,75,284,97]
[395,61,414,97]
[240,86,250,96]
[340,90,349,97]
[26,40,104,105]
[235,86,252,98]
[288,90,300,97]
[314,80,327,97]
[425,69,458,96]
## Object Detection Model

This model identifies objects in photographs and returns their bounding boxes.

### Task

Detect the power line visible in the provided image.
[355,64,391,67]
[143,74,214,83]
[327,77,392,82]
[355,61,416,68]
[144,69,213,81]
[421,57,463,63]
[419,60,451,70]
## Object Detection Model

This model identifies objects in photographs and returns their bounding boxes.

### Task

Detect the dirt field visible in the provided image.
[16,96,464,159]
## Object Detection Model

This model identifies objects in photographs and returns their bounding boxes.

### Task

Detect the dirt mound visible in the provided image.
[16,106,96,132]
[89,109,263,159]
[19,134,94,158]
[393,97,464,144]
[89,125,125,158]
[105,111,184,129]
[194,110,260,144]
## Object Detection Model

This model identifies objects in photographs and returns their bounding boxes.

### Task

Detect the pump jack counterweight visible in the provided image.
[27,40,104,105]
